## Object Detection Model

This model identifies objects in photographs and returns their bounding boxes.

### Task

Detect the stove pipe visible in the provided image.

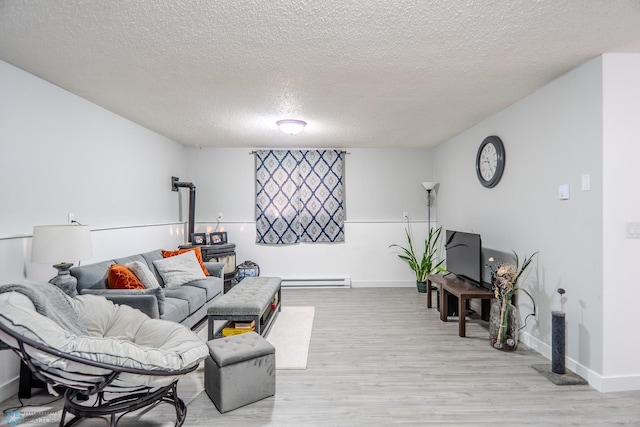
[172,177,196,240]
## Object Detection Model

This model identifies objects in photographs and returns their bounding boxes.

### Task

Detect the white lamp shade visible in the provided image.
[31,225,92,264]
[276,119,307,135]
[422,182,440,192]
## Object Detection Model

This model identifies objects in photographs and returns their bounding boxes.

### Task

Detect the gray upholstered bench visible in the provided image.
[207,276,282,340]
[204,332,276,413]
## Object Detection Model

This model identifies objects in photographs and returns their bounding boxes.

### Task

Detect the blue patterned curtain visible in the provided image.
[256,150,345,244]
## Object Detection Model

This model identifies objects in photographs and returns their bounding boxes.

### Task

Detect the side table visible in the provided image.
[428,273,495,337]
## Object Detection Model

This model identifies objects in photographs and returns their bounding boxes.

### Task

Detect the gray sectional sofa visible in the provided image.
[69,249,224,329]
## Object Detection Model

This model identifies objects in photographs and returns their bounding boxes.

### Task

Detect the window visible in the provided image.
[255,150,345,244]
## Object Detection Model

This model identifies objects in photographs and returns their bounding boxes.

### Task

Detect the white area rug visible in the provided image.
[198,306,315,370]
[266,306,315,370]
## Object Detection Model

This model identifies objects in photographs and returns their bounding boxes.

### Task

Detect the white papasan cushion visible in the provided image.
[152,250,206,287]
[0,292,208,389]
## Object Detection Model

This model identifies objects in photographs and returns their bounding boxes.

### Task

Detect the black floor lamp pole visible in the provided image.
[427,189,432,232]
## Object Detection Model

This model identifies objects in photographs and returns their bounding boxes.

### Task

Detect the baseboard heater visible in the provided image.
[281,277,352,288]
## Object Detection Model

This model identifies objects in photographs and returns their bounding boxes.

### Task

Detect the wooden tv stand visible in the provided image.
[427,274,495,337]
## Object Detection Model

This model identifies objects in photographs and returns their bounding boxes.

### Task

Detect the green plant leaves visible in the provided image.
[390,226,445,282]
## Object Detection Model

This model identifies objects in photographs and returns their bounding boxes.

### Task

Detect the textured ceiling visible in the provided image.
[1,1,640,148]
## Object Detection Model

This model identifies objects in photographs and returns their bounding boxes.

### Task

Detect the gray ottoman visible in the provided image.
[204,332,276,413]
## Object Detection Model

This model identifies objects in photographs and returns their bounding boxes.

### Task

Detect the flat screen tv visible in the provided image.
[445,230,482,286]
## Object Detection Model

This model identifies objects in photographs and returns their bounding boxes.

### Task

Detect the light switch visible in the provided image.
[581,174,591,191]
[559,184,570,200]
[627,222,640,239]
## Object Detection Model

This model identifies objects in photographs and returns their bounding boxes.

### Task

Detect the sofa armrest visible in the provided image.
[204,262,225,280]
[79,289,161,318]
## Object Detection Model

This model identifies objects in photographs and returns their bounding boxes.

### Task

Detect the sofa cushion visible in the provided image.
[161,297,191,323]
[161,247,209,276]
[114,253,147,266]
[126,261,161,289]
[185,277,223,300]
[108,264,145,290]
[81,287,166,316]
[153,251,206,288]
[70,260,114,291]
[163,285,207,313]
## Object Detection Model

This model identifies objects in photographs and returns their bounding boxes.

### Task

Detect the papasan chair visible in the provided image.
[0,282,209,427]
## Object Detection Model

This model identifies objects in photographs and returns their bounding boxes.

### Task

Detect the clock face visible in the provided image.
[476,136,505,188]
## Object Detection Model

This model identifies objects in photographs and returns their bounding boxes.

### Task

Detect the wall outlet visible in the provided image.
[68,213,75,224]
[217,212,223,221]
[403,212,408,219]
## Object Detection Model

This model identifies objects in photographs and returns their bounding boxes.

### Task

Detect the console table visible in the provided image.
[427,274,495,337]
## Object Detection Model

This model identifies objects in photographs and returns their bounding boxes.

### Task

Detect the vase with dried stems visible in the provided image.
[487,251,537,351]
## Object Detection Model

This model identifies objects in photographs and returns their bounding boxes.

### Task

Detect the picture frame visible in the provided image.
[191,233,207,245]
[209,231,228,245]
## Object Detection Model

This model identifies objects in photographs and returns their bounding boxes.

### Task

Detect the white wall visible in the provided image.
[0,61,189,237]
[4,52,638,398]
[601,54,640,391]
[434,54,640,392]
[0,60,188,401]
[184,147,437,286]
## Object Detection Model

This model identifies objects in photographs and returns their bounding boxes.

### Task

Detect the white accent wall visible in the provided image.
[0,60,187,402]
[601,54,640,391]
[433,54,640,392]
[184,147,435,287]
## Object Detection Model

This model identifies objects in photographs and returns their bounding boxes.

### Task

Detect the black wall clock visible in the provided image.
[476,135,505,188]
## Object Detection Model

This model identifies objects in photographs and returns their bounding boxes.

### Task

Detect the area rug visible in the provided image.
[198,306,315,370]
[266,306,315,370]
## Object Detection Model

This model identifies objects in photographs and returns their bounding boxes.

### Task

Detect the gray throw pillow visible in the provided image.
[126,261,161,289]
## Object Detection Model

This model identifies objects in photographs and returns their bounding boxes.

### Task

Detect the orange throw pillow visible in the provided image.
[161,247,210,276]
[108,264,145,290]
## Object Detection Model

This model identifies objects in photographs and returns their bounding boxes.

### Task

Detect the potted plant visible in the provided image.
[390,226,445,293]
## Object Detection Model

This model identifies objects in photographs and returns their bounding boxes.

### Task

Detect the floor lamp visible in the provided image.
[422,182,439,294]
[421,182,440,231]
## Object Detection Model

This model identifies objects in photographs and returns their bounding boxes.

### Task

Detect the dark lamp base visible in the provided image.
[50,263,78,297]
[531,364,588,386]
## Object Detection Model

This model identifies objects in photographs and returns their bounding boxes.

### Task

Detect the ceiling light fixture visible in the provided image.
[276,119,307,135]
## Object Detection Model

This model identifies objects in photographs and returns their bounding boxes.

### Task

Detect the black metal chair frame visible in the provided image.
[0,318,199,427]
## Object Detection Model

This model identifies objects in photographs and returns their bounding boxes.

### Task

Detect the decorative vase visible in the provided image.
[236,260,260,282]
[416,281,427,293]
[489,299,520,351]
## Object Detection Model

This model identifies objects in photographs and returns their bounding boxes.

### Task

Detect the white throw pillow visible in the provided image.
[126,261,160,289]
[153,250,206,288]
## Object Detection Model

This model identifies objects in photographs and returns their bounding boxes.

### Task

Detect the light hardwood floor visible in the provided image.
[3,287,640,426]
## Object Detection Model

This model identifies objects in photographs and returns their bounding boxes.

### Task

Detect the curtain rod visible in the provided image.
[249,150,350,155]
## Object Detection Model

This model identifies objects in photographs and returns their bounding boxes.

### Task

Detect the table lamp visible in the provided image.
[31,224,92,296]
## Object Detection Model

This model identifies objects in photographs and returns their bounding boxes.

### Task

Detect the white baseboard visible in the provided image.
[0,377,19,404]
[350,280,415,288]
[519,331,640,393]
